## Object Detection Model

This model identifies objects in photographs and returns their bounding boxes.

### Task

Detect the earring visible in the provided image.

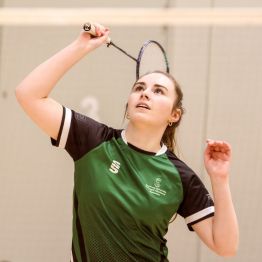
[168,122,173,127]
[126,113,130,119]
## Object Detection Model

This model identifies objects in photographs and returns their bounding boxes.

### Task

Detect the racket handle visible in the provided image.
[83,22,111,44]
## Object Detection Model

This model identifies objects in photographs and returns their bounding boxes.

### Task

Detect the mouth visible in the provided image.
[136,103,150,110]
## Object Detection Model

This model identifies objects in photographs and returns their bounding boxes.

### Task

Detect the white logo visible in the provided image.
[154,178,162,188]
[109,160,121,174]
[146,177,166,196]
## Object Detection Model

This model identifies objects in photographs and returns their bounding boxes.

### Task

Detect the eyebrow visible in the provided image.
[133,81,169,92]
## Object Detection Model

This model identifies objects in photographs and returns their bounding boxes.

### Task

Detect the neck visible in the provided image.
[125,122,165,153]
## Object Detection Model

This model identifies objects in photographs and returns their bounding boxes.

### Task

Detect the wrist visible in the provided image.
[210,176,232,203]
[71,38,92,55]
[210,175,230,187]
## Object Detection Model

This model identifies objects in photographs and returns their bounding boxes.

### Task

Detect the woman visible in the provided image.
[15,24,239,261]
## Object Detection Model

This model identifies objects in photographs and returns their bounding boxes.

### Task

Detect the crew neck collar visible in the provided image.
[121,130,167,156]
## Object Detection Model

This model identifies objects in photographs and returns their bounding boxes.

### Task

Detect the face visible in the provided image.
[127,72,180,128]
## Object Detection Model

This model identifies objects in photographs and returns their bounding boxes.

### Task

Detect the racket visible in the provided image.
[83,22,169,79]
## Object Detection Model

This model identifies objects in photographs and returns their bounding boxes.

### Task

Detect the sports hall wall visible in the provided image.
[0,0,261,261]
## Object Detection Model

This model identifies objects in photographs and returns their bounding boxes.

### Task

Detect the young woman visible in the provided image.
[15,24,239,262]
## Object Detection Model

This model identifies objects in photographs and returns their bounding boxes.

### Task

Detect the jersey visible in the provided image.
[51,107,215,262]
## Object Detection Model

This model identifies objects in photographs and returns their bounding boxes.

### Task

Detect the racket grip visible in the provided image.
[83,22,111,44]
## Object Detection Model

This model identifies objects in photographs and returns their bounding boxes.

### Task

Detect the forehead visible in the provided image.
[137,73,174,90]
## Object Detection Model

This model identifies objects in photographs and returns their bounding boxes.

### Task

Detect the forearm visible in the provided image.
[211,177,239,256]
[15,26,109,139]
[16,39,89,100]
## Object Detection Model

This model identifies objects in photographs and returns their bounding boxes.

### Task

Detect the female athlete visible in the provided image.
[15,24,239,261]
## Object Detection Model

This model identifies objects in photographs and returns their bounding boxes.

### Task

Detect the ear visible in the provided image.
[169,108,181,124]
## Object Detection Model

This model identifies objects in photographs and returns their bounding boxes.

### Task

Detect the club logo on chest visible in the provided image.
[146,177,166,196]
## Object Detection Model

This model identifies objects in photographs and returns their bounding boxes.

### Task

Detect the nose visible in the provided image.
[140,87,150,100]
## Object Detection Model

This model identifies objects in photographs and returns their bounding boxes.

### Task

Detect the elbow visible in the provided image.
[216,250,237,258]
[15,84,31,106]
[215,245,238,257]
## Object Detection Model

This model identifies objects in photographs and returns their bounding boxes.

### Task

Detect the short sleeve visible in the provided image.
[51,107,72,148]
[51,106,117,161]
[177,171,215,231]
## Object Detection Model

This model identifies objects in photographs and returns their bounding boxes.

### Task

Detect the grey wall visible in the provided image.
[0,1,262,261]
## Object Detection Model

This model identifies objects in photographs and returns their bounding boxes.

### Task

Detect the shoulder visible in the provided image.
[165,150,197,181]
[165,150,208,197]
[55,107,122,161]
[166,151,215,230]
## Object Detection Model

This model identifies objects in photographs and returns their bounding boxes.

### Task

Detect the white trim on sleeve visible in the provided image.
[185,206,215,224]
[59,107,72,148]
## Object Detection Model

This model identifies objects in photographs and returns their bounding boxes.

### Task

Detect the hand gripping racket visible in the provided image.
[83,23,170,79]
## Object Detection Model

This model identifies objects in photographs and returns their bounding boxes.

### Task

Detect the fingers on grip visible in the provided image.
[83,22,108,36]
[82,22,111,44]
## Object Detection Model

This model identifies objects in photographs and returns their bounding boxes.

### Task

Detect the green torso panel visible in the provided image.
[73,136,183,262]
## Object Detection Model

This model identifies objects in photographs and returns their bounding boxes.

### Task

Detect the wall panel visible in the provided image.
[199,26,262,262]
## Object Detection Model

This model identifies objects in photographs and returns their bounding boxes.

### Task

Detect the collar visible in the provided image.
[121,130,167,156]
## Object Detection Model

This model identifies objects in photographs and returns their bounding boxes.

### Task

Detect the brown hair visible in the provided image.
[125,70,185,153]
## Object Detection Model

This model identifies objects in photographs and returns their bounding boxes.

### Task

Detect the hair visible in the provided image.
[125,70,185,153]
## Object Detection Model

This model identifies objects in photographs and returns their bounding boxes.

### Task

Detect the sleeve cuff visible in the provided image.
[51,107,72,148]
[185,206,215,231]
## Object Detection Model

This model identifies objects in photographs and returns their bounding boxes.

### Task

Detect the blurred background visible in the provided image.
[0,0,262,261]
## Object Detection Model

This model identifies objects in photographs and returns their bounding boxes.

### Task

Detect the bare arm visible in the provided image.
[15,25,109,140]
[192,140,239,257]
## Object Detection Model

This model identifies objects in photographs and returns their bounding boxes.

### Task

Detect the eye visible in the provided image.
[154,88,164,94]
[133,85,144,92]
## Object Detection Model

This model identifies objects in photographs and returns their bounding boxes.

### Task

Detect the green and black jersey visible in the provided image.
[51,107,215,262]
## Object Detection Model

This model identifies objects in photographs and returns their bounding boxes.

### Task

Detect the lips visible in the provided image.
[136,103,150,110]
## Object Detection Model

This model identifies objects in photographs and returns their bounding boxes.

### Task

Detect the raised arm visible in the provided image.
[192,140,239,257]
[15,25,109,140]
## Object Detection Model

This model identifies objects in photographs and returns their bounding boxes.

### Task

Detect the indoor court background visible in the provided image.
[0,0,262,261]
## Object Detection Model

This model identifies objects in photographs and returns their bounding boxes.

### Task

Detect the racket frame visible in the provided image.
[136,40,170,80]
